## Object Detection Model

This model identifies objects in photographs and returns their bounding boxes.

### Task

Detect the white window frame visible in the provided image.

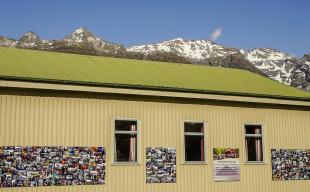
[182,120,207,164]
[243,123,265,164]
[112,117,141,165]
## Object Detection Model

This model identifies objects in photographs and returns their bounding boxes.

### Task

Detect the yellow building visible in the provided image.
[0,47,309,192]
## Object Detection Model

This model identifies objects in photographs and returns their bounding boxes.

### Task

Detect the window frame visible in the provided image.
[243,123,266,164]
[112,117,141,165]
[182,120,207,164]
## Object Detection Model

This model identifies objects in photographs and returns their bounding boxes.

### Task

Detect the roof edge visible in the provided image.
[0,78,309,106]
[0,75,309,102]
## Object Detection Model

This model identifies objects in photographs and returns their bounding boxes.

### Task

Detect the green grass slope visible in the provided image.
[0,47,309,100]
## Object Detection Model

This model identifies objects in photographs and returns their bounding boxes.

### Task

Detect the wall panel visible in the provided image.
[0,92,309,192]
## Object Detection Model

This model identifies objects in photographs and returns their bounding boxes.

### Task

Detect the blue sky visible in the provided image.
[0,0,309,57]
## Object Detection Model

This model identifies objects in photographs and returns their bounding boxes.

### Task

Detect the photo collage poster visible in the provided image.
[0,146,105,188]
[271,149,309,181]
[146,147,176,183]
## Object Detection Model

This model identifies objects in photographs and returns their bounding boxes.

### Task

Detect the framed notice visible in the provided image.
[213,148,240,181]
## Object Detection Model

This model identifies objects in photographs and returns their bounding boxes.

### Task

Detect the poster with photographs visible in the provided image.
[146,147,176,184]
[271,149,310,181]
[0,146,105,188]
[213,148,240,181]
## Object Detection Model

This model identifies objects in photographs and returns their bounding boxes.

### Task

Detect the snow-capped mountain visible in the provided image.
[13,31,55,50]
[244,48,292,84]
[244,48,309,89]
[15,31,41,48]
[127,38,240,60]
[64,27,102,44]
[0,27,124,54]
[62,27,124,53]
[127,39,310,91]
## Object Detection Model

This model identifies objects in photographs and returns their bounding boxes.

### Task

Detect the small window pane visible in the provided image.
[115,134,137,162]
[185,135,204,161]
[245,137,263,161]
[115,120,137,131]
[245,125,262,134]
[185,122,203,133]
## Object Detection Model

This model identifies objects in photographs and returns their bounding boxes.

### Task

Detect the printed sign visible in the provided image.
[146,147,176,183]
[213,148,240,181]
[271,149,310,181]
[0,146,105,188]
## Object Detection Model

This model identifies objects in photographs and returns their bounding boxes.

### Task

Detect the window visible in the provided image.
[244,125,264,162]
[184,122,205,162]
[114,120,138,163]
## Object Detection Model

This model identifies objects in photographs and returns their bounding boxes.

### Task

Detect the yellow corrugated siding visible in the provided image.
[0,93,309,192]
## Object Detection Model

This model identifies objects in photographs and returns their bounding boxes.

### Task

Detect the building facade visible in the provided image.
[0,47,309,191]
[0,81,309,192]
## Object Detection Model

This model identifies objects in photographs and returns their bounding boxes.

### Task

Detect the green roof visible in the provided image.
[0,47,309,101]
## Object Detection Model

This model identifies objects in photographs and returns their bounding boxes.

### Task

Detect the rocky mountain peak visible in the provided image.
[0,36,17,47]
[20,31,40,42]
[64,27,101,44]
[16,31,41,48]
[55,27,124,54]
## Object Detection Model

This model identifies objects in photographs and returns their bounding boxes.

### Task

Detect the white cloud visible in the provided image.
[210,28,223,41]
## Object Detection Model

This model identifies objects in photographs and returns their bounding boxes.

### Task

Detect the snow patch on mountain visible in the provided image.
[0,36,17,47]
[127,38,240,60]
[244,48,293,84]
[246,48,291,62]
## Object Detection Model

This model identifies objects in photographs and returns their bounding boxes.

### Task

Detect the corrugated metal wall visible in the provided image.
[0,92,309,192]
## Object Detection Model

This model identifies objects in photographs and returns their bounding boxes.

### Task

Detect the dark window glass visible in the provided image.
[245,125,262,134]
[185,135,204,161]
[115,120,138,162]
[245,125,263,162]
[115,134,137,162]
[115,120,137,131]
[245,137,263,161]
[184,122,203,133]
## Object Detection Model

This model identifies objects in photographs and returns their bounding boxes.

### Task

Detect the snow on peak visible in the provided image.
[64,27,105,45]
[20,31,40,41]
[127,38,239,59]
[23,31,37,36]
[245,48,295,85]
[0,36,17,47]
[168,37,187,42]
[61,27,123,53]
[75,27,88,34]
[16,31,40,48]
[246,48,291,62]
